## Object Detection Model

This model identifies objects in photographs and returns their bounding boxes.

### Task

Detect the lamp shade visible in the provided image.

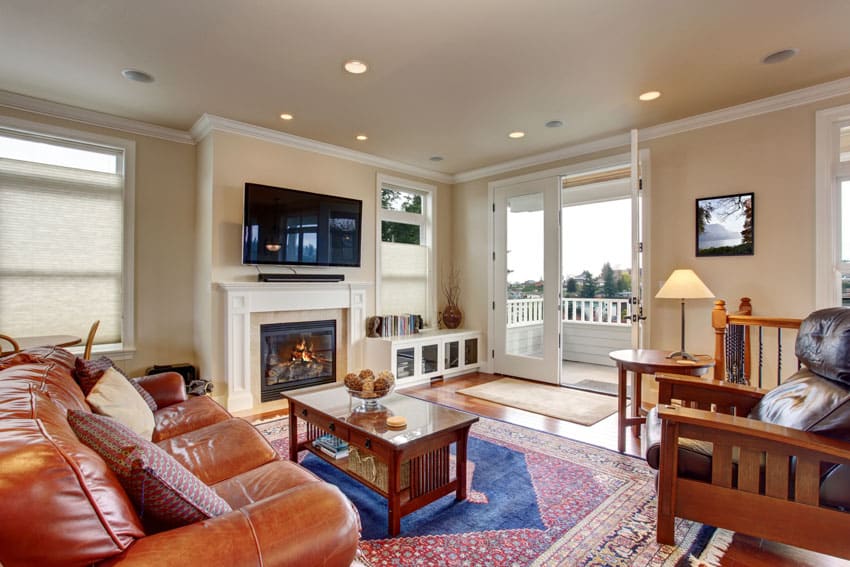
[655,269,714,299]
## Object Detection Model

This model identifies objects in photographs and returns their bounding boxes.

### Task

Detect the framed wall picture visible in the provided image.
[695,192,754,257]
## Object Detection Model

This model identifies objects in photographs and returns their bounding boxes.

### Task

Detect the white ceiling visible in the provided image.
[2,0,850,175]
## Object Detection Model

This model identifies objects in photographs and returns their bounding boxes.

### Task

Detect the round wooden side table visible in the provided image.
[608,349,715,453]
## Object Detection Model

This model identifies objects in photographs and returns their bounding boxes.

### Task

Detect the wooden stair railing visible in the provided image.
[712,298,803,387]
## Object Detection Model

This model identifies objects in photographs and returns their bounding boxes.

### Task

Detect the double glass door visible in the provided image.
[492,151,647,385]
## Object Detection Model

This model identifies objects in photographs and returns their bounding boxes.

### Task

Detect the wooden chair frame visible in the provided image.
[83,320,100,360]
[655,373,850,559]
[0,334,20,356]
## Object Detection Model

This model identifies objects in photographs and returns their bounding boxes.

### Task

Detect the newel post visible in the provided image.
[712,299,728,381]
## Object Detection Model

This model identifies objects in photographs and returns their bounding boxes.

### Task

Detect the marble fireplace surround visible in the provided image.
[217,282,369,412]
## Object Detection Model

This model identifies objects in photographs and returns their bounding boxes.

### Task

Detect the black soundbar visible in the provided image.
[258,273,345,283]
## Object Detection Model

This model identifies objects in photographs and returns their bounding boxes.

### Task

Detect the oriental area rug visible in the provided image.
[256,417,730,567]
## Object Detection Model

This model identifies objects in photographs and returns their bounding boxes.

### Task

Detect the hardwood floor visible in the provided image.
[245,372,849,566]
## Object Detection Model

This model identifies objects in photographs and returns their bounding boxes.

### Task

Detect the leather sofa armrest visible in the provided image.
[99,482,360,567]
[134,372,187,408]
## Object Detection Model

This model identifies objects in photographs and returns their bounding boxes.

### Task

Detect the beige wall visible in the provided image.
[8,86,850,395]
[453,92,850,379]
[198,130,453,394]
[0,107,198,376]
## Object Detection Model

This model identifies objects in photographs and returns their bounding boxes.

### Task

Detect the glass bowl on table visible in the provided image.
[344,369,395,413]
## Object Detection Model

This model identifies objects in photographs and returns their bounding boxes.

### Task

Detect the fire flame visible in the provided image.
[291,339,318,363]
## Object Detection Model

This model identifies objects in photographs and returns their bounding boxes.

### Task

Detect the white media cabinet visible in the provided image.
[364,329,482,385]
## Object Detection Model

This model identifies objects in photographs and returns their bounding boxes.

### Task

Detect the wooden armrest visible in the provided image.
[656,373,767,415]
[658,405,850,463]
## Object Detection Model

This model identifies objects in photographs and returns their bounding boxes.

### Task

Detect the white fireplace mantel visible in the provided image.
[216,281,370,411]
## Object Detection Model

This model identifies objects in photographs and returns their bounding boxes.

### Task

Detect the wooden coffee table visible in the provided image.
[283,386,478,536]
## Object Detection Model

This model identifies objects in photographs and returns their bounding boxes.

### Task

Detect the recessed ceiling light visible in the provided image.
[762,48,799,64]
[121,68,154,83]
[279,113,293,120]
[639,91,661,101]
[356,134,368,141]
[344,60,368,74]
[545,120,564,128]
[508,131,526,139]
[429,156,444,162]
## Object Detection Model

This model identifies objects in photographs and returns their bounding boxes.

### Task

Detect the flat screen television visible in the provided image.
[242,183,362,267]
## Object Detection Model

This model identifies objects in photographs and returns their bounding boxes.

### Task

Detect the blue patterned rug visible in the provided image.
[257,417,726,566]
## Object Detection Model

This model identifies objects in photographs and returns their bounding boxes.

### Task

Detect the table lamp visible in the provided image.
[655,269,714,361]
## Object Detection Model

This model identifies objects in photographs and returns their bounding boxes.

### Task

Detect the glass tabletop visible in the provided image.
[284,385,477,446]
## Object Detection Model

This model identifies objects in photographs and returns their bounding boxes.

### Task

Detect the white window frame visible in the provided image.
[815,104,850,308]
[375,173,436,326]
[0,115,136,358]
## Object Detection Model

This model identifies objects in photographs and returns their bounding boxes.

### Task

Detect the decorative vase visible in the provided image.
[442,305,463,329]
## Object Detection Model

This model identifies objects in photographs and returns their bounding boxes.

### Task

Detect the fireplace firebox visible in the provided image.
[260,320,336,402]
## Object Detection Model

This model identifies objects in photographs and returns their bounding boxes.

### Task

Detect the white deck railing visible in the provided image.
[506,297,631,328]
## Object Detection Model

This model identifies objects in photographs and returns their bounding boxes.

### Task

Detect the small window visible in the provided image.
[377,177,435,326]
[382,187,423,213]
[0,123,132,352]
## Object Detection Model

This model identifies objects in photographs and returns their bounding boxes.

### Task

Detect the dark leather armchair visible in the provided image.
[645,307,850,560]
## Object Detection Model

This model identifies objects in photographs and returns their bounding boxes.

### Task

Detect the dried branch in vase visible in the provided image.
[442,265,461,308]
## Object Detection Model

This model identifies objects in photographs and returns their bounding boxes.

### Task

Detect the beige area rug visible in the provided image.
[457,377,618,426]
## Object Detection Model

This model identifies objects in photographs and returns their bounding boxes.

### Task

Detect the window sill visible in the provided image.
[66,344,136,361]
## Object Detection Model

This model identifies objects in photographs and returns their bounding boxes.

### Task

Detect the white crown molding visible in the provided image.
[640,75,850,142]
[191,114,454,184]
[0,90,194,144]
[453,132,630,184]
[455,75,850,183]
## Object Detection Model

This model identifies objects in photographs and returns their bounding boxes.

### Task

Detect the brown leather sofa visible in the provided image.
[644,307,850,559]
[0,347,360,567]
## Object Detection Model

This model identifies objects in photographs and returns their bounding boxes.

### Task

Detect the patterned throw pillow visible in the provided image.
[74,356,114,395]
[67,410,232,531]
[74,356,157,411]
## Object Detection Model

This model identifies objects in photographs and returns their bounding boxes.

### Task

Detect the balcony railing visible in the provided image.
[506,297,632,328]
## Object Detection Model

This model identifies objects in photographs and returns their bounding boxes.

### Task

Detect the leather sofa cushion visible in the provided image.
[645,405,721,480]
[156,417,280,486]
[0,386,144,566]
[0,361,89,414]
[212,460,322,508]
[796,307,850,384]
[748,368,850,441]
[69,410,233,533]
[0,345,76,371]
[153,395,230,442]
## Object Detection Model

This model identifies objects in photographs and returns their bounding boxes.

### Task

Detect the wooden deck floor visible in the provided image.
[245,372,849,567]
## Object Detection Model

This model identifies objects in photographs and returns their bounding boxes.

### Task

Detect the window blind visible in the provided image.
[380,241,428,318]
[0,134,124,345]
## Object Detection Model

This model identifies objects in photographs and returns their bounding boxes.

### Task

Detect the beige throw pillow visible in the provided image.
[86,367,156,440]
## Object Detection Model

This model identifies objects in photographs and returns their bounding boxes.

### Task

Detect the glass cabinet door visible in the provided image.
[445,340,459,370]
[422,343,438,374]
[396,347,415,379]
[464,338,478,365]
